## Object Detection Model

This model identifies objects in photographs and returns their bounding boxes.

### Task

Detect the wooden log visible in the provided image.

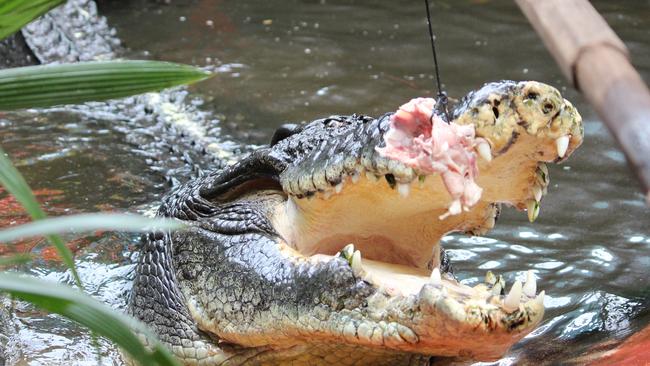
[516,0,650,205]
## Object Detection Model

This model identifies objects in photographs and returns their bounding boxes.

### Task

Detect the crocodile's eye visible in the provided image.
[270,123,302,146]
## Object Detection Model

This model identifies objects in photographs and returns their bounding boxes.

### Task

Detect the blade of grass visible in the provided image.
[0,0,65,40]
[0,60,213,110]
[0,273,180,366]
[0,213,183,243]
[0,146,81,287]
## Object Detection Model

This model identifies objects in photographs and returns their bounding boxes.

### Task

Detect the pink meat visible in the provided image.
[376,97,483,219]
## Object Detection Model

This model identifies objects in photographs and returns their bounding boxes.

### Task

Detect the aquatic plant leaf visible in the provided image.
[0,146,81,287]
[0,0,65,40]
[0,273,180,366]
[0,213,184,243]
[0,60,213,110]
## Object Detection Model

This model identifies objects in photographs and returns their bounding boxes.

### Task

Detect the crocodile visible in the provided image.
[128,80,583,365]
[0,1,584,364]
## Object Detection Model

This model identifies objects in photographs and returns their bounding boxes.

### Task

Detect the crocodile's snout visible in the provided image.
[454,80,583,162]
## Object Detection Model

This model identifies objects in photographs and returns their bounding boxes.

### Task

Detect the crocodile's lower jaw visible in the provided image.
[270,169,546,358]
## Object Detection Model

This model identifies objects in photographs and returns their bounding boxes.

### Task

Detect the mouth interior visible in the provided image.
[273,172,489,296]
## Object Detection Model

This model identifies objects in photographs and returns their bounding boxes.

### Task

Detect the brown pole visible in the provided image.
[516,0,650,205]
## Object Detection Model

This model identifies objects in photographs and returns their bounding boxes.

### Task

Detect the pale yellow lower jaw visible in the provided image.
[303,251,547,361]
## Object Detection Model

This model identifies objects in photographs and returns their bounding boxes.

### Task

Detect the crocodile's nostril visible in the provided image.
[526,91,539,100]
[542,102,554,114]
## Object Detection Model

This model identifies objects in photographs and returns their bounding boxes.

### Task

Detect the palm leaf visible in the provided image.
[0,60,212,110]
[0,0,65,40]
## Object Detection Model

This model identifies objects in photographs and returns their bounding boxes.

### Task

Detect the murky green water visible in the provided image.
[1,0,649,364]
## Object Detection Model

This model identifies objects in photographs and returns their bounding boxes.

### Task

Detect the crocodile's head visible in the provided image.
[133,80,583,365]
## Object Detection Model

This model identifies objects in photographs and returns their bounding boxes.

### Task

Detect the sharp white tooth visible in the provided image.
[430,267,442,286]
[335,182,343,194]
[351,172,360,183]
[539,163,549,178]
[556,135,570,158]
[533,185,543,202]
[485,271,497,286]
[351,250,363,275]
[492,282,503,296]
[523,270,537,297]
[339,244,355,261]
[322,191,332,200]
[526,200,540,223]
[476,141,492,162]
[397,183,410,197]
[503,280,522,312]
[540,163,549,179]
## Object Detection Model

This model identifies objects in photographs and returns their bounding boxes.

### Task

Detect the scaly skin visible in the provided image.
[128,81,583,365]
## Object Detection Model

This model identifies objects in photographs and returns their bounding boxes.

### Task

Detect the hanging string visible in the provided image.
[424,0,450,122]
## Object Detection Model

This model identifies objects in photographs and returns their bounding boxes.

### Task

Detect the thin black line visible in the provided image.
[424,0,442,97]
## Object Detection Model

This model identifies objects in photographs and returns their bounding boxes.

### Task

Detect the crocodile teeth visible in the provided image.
[492,282,503,296]
[526,200,540,223]
[523,270,537,297]
[533,185,543,202]
[397,183,410,197]
[335,182,343,194]
[476,140,492,162]
[430,267,442,286]
[556,135,570,158]
[351,171,360,183]
[485,270,497,286]
[492,275,506,295]
[339,244,355,262]
[351,250,363,275]
[539,163,549,179]
[503,280,523,312]
[536,163,549,187]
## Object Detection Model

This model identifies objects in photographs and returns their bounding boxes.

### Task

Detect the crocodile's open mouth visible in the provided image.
[270,81,583,359]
